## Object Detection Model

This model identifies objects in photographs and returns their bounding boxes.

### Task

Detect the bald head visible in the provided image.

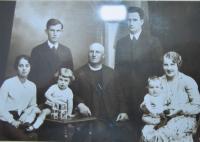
[89,43,104,53]
[88,43,105,67]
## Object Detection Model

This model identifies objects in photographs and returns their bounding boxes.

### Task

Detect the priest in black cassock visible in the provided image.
[72,43,133,142]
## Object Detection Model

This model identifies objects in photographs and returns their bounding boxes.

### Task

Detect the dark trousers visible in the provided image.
[72,120,135,142]
[38,120,66,141]
[37,87,48,105]
[0,111,37,141]
[0,120,31,140]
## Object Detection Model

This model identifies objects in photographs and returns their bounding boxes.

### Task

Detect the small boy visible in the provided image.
[27,68,75,131]
[141,76,170,141]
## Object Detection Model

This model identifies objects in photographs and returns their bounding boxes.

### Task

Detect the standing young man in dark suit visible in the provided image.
[115,6,163,141]
[29,19,73,105]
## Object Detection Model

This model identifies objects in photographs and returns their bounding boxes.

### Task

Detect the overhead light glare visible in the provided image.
[100,5,126,22]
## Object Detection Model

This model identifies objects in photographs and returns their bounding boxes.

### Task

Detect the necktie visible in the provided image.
[52,46,57,52]
[132,36,136,43]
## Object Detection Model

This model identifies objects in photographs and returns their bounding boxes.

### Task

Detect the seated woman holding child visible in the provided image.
[141,51,200,142]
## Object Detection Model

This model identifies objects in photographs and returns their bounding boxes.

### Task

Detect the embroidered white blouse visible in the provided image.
[160,72,200,115]
[0,76,37,123]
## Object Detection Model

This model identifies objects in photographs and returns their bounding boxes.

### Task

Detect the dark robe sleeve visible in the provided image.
[70,71,84,107]
[114,72,128,114]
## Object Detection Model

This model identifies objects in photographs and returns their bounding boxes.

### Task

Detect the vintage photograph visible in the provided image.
[0,0,200,141]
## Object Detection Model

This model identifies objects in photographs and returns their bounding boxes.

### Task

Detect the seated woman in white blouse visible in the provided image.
[0,55,40,140]
[142,51,200,142]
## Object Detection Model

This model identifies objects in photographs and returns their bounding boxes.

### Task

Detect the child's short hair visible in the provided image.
[59,68,75,82]
[147,76,161,88]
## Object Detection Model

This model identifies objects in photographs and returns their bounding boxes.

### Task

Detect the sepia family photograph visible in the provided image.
[0,0,200,141]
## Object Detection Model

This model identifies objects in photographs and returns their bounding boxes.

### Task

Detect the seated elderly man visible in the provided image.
[72,43,133,142]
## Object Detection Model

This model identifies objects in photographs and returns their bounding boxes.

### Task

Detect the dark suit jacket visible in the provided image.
[115,31,163,124]
[72,64,127,120]
[29,41,73,103]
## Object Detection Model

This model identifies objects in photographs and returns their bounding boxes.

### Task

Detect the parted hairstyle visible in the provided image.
[14,55,31,70]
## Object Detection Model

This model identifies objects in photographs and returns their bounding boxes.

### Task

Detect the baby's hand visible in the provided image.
[163,109,170,115]
[140,104,150,114]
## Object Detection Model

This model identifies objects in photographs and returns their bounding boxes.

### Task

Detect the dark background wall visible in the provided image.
[1,1,200,87]
[115,1,149,45]
[6,1,148,75]
[6,1,104,77]
[0,1,15,85]
[148,1,200,85]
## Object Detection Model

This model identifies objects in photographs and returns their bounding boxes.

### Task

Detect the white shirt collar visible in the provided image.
[16,76,28,87]
[47,40,59,49]
[130,29,142,40]
[88,64,102,71]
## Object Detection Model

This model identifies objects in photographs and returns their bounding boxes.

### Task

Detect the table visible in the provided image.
[39,115,96,141]
[46,116,97,124]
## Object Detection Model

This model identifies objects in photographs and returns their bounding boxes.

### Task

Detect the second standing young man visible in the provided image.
[115,6,163,141]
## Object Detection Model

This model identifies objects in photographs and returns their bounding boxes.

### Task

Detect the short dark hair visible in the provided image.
[127,6,144,19]
[14,55,31,70]
[46,18,63,29]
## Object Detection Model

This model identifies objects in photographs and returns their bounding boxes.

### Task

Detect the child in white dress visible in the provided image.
[27,68,75,131]
[141,76,170,141]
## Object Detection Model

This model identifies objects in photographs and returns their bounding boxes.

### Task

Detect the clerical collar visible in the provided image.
[48,40,59,49]
[130,29,142,40]
[88,64,102,71]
